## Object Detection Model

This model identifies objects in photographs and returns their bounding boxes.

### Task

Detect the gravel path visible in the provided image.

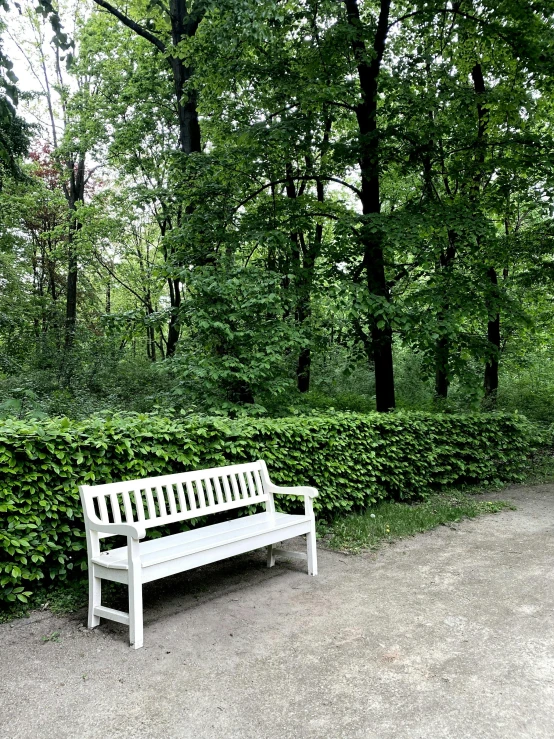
[1,484,553,739]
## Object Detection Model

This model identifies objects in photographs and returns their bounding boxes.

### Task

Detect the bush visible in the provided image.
[0,411,541,603]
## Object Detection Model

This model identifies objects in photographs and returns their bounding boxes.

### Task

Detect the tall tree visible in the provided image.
[91,0,206,355]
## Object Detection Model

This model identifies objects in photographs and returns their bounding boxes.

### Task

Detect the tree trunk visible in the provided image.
[295,121,331,393]
[344,0,395,412]
[168,0,202,156]
[484,267,500,399]
[145,293,157,362]
[471,63,500,398]
[435,334,449,398]
[166,276,182,356]
[65,247,78,348]
[295,234,316,393]
[63,154,86,350]
[434,236,456,398]
[283,162,315,393]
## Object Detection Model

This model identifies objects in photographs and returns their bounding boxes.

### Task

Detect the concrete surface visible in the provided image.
[1,484,553,739]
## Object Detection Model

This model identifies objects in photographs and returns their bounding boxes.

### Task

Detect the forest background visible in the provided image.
[2,0,554,424]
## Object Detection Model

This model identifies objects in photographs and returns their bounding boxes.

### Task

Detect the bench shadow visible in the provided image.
[91,547,306,644]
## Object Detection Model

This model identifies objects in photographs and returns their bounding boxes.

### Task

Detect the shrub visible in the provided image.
[0,411,541,602]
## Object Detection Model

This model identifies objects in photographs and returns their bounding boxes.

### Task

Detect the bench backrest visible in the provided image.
[80,460,273,538]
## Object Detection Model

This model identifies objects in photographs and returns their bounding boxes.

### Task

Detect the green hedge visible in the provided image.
[0,411,539,603]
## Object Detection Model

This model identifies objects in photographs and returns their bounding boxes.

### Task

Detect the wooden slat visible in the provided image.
[253,468,264,497]
[186,480,197,512]
[205,477,216,507]
[133,489,146,522]
[229,474,240,502]
[109,493,122,524]
[97,494,110,524]
[145,487,157,520]
[121,490,134,523]
[175,481,187,513]
[166,484,178,516]
[237,472,249,500]
[195,479,206,509]
[155,485,168,517]
[213,476,224,505]
[221,475,232,503]
[246,470,257,498]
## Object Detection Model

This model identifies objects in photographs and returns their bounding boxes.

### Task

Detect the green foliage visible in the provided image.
[0,410,540,603]
[175,264,304,409]
[495,356,554,425]
[321,492,516,554]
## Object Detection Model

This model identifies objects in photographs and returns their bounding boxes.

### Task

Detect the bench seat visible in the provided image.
[92,511,311,578]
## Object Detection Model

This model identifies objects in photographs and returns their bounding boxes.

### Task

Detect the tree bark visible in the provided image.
[295,116,331,393]
[295,233,316,393]
[344,0,395,412]
[166,276,182,356]
[168,0,202,155]
[471,63,500,398]
[484,267,500,398]
[434,236,456,398]
[63,153,86,350]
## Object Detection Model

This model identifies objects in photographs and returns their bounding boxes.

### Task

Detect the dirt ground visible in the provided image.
[1,484,553,739]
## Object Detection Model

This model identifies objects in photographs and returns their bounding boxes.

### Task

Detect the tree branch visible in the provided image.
[92,0,166,53]
[237,176,362,210]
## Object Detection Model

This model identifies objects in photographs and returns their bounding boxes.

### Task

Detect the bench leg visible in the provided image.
[129,572,143,650]
[307,526,317,576]
[267,544,275,568]
[88,568,101,629]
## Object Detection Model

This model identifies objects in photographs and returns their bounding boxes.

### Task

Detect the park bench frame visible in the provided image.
[79,460,318,649]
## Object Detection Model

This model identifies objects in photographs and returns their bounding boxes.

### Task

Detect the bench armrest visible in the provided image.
[268,483,318,499]
[86,519,146,540]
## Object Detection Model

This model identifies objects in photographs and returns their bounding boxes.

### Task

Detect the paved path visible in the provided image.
[1,485,553,739]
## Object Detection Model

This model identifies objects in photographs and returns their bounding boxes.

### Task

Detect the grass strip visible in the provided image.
[318,492,515,554]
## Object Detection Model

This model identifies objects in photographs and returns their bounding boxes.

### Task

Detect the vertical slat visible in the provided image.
[186,481,197,512]
[176,481,187,513]
[213,476,224,505]
[109,493,122,523]
[204,477,216,508]
[144,487,157,520]
[121,490,134,522]
[133,489,146,522]
[229,474,240,501]
[155,485,168,517]
[97,494,110,524]
[253,468,264,498]
[221,475,232,503]
[245,470,257,498]
[195,479,206,509]
[166,484,178,516]
[237,472,249,500]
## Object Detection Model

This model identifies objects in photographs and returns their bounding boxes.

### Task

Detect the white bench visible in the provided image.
[79,460,318,649]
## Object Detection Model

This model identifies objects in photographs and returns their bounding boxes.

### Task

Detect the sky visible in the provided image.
[4,0,84,139]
